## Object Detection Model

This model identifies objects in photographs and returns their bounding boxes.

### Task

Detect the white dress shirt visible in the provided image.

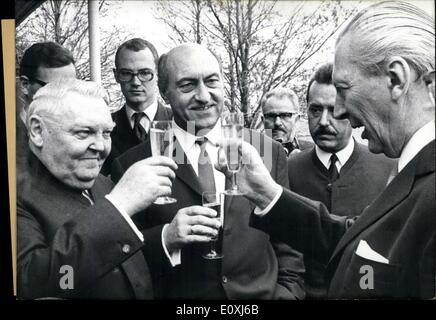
[398,120,435,173]
[256,121,436,217]
[161,120,226,266]
[125,100,158,132]
[315,137,355,173]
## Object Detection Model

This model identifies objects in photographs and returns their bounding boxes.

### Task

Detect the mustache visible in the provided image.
[314,127,336,136]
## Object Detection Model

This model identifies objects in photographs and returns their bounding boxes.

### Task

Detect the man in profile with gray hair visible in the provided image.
[16,78,201,299]
[261,87,312,156]
[217,1,435,298]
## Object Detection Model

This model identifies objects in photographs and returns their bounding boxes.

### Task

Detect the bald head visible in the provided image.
[157,43,225,133]
[158,43,222,96]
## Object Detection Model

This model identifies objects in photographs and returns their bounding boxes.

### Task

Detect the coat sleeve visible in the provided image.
[251,187,348,267]
[17,198,144,299]
[270,143,306,299]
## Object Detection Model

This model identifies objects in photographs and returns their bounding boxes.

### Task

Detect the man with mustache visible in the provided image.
[288,62,394,299]
[261,87,312,156]
[111,43,305,300]
[217,1,435,299]
[101,38,172,175]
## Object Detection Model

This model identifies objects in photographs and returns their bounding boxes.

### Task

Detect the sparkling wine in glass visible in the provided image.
[150,121,177,204]
[202,192,224,260]
[221,112,246,195]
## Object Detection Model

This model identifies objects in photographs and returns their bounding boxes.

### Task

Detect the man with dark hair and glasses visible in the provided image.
[261,87,312,156]
[102,38,172,175]
[18,42,77,181]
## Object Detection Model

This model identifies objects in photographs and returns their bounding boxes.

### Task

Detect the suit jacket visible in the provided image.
[111,128,306,300]
[252,141,435,299]
[288,141,395,217]
[288,141,394,298]
[17,151,153,299]
[101,102,173,176]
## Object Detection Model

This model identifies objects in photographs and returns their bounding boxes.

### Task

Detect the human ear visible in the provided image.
[423,71,435,106]
[386,56,411,101]
[113,68,120,83]
[20,75,30,96]
[28,115,44,147]
[160,90,170,104]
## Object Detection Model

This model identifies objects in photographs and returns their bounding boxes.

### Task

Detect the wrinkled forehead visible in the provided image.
[47,92,113,127]
[168,46,221,80]
[264,95,299,113]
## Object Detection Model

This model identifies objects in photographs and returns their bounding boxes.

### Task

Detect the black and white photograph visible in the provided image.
[13,0,435,302]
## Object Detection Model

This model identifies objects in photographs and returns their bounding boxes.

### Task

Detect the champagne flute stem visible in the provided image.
[232,172,238,191]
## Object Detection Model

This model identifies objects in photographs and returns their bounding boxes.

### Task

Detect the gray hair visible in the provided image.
[337,1,435,78]
[261,87,300,111]
[27,78,109,127]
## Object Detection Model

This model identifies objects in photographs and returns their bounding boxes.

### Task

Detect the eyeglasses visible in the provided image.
[115,69,154,83]
[264,112,299,121]
[29,77,47,87]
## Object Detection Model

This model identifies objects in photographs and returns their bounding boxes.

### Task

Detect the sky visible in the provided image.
[109,0,435,57]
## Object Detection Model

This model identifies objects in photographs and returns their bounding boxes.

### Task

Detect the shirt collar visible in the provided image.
[173,119,222,152]
[125,100,158,127]
[398,120,435,173]
[315,137,354,170]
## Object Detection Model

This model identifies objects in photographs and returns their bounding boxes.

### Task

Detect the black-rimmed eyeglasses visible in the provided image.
[264,112,299,121]
[115,69,154,83]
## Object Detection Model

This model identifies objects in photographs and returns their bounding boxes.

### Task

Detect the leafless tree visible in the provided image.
[16,0,130,110]
[154,0,358,127]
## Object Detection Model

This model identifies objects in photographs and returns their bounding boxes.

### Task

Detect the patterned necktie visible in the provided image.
[196,137,216,193]
[132,112,148,141]
[329,153,340,182]
[82,189,94,205]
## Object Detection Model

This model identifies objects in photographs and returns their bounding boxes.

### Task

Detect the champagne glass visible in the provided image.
[221,112,246,195]
[202,192,224,260]
[150,120,177,204]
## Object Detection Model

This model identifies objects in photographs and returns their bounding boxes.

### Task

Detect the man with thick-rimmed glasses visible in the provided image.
[261,87,313,156]
[102,38,172,176]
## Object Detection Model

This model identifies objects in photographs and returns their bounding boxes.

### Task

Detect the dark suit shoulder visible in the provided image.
[287,147,314,170]
[95,174,115,191]
[354,142,396,170]
[114,140,150,169]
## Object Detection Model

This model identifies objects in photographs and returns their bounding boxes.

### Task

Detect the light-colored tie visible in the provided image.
[196,137,216,194]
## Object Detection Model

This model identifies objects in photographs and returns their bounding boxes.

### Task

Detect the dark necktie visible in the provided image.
[282,139,299,156]
[196,137,216,193]
[132,112,148,141]
[328,153,339,182]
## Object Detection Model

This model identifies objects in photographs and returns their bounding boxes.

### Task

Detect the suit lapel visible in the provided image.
[329,141,435,262]
[112,106,140,149]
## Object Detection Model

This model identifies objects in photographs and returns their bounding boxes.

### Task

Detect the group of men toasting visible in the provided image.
[16,1,434,300]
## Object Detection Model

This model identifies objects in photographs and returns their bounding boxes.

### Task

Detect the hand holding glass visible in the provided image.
[221,112,246,195]
[150,121,177,204]
[202,192,224,260]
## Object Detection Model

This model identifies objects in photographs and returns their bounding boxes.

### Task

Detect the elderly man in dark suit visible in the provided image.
[101,38,172,175]
[17,79,189,299]
[17,42,77,181]
[218,1,435,299]
[288,63,395,298]
[111,43,305,300]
